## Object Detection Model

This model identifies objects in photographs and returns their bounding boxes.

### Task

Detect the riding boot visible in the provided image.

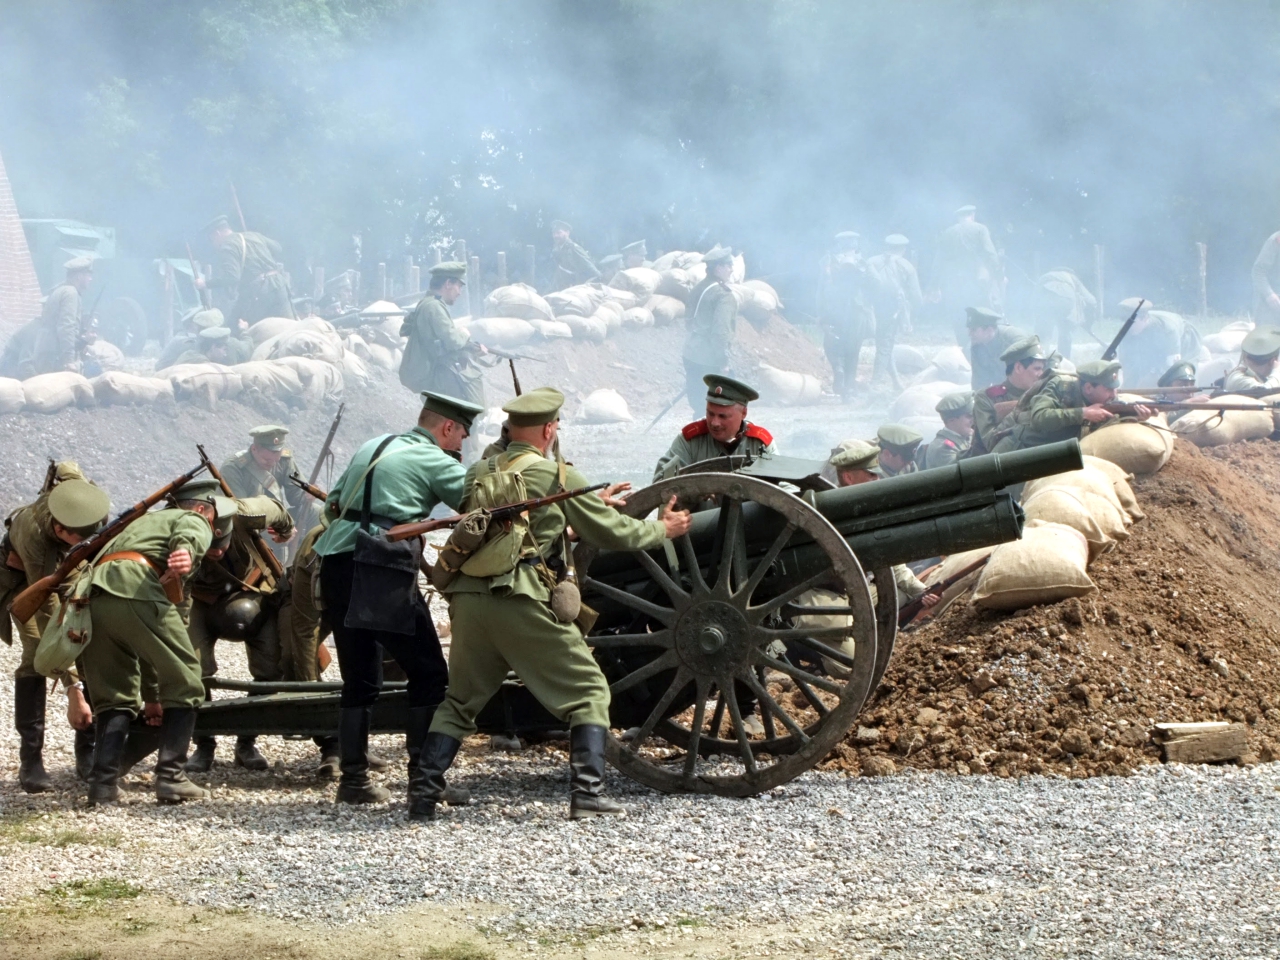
[233,735,269,771]
[86,710,132,805]
[335,707,390,804]
[407,707,470,809]
[568,724,625,819]
[408,731,463,822]
[74,725,96,781]
[14,676,52,793]
[315,736,340,780]
[154,708,210,804]
[184,736,216,773]
[121,723,163,773]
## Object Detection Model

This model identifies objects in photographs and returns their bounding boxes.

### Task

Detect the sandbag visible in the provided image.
[0,377,25,414]
[892,344,930,376]
[621,306,654,328]
[1021,486,1128,561]
[650,250,704,272]
[657,268,697,299]
[731,280,783,324]
[1203,329,1249,354]
[546,285,605,318]
[888,382,955,421]
[1022,464,1128,517]
[597,285,641,309]
[341,350,374,387]
[159,363,243,408]
[22,372,95,413]
[757,361,822,405]
[528,318,573,339]
[247,317,300,345]
[1080,418,1174,475]
[729,253,745,284]
[563,314,607,343]
[85,339,125,371]
[483,283,555,323]
[1196,355,1236,387]
[578,388,633,424]
[342,333,372,361]
[365,343,396,370]
[297,316,340,337]
[1170,394,1273,447]
[922,545,996,618]
[232,361,306,401]
[90,371,173,406]
[254,328,344,365]
[609,267,662,300]
[274,356,343,403]
[593,301,625,334]
[926,345,971,383]
[467,317,536,349]
[645,295,686,326]
[1082,455,1144,520]
[972,520,1095,611]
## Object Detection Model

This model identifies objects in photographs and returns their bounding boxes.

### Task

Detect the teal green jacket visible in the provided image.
[313,428,467,557]
[91,509,213,604]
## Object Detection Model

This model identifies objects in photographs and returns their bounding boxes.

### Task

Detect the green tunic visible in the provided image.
[398,293,484,406]
[313,428,467,557]
[653,420,775,482]
[682,279,738,369]
[209,231,294,323]
[1222,362,1280,393]
[995,374,1087,451]
[972,381,1026,454]
[552,238,600,288]
[4,284,85,377]
[219,450,304,514]
[970,324,1027,391]
[157,334,199,370]
[280,524,326,682]
[918,427,971,470]
[875,457,917,478]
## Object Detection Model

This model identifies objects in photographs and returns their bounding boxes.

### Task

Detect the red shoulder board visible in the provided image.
[984,385,1008,398]
[744,423,774,445]
[942,439,957,449]
[682,419,710,440]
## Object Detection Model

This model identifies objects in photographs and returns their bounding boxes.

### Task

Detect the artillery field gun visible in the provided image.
[196,440,1084,797]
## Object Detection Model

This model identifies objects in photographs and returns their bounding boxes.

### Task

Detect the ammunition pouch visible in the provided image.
[431,511,489,591]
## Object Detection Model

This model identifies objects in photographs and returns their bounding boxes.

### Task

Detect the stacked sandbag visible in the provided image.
[893,344,931,377]
[528,318,573,339]
[650,250,704,272]
[22,372,95,413]
[593,300,625,335]
[483,283,555,323]
[912,345,972,385]
[248,317,300,345]
[342,333,373,362]
[1170,394,1273,447]
[546,284,605,318]
[609,267,662,300]
[597,285,642,310]
[563,314,608,342]
[254,328,344,366]
[364,343,397,370]
[1083,454,1144,520]
[90,371,174,406]
[621,306,655,328]
[85,339,126,372]
[1080,417,1174,474]
[921,546,996,618]
[340,350,375,387]
[232,361,307,403]
[467,317,536,350]
[645,295,685,326]
[972,520,1096,610]
[656,268,699,299]
[0,377,25,414]
[275,356,344,404]
[577,389,633,424]
[757,361,822,405]
[160,363,243,408]
[731,280,783,324]
[1021,485,1129,561]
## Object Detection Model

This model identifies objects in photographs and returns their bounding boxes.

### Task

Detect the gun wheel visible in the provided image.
[576,473,877,797]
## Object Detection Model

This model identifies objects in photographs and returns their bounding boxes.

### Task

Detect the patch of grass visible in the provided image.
[676,917,705,928]
[46,879,143,905]
[420,943,496,960]
[0,814,120,849]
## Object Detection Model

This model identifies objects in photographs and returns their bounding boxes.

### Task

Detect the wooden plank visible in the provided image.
[1154,721,1228,738]
[1161,724,1247,764]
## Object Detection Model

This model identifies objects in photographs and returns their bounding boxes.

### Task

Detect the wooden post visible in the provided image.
[496,251,508,287]
[1197,242,1208,319]
[431,246,442,266]
[377,262,387,300]
[1093,244,1105,323]
[468,255,480,317]
[313,266,325,301]
[454,239,466,264]
[410,264,420,294]
[403,255,414,296]
[162,261,174,342]
[525,244,536,288]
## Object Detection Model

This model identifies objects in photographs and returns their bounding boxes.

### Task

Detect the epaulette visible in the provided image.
[744,423,774,445]
[941,439,957,449]
[682,419,710,440]
[984,385,1008,398]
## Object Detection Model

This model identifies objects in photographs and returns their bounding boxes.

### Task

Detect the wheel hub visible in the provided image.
[675,600,749,673]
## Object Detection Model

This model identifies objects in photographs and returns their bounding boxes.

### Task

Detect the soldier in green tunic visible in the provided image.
[596,254,623,286]
[2,472,109,791]
[1223,327,1280,392]
[416,388,694,821]
[681,246,739,411]
[198,215,295,324]
[184,495,295,774]
[993,359,1156,453]
[399,261,486,409]
[818,232,874,401]
[169,326,250,367]
[932,204,1003,341]
[971,336,1047,455]
[0,257,95,379]
[79,479,224,805]
[918,392,974,470]
[967,307,1027,391]
[874,424,922,477]
[1156,361,1205,425]
[653,375,775,482]
[866,234,924,387]
[313,392,478,806]
[220,425,305,557]
[551,220,600,288]
[157,308,227,370]
[621,240,650,269]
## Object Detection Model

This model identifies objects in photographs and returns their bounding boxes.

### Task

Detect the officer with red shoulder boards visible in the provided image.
[653,375,775,482]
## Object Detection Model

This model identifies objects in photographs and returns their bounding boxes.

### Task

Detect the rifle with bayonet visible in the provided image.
[10,463,210,623]
[1102,399,1280,417]
[196,445,285,580]
[509,359,522,396]
[309,403,344,485]
[1111,384,1278,400]
[290,473,328,503]
[386,483,610,542]
[1102,298,1144,361]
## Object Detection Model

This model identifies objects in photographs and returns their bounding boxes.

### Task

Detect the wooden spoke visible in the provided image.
[775,631,858,670]
[587,630,673,649]
[610,649,679,695]
[682,678,711,783]
[739,669,810,742]
[625,667,691,753]
[748,568,835,619]
[736,520,798,605]
[756,652,845,696]
[583,577,676,626]
[708,686,727,739]
[793,675,832,717]
[712,498,743,598]
[758,624,858,644]
[676,533,708,593]
[633,548,690,605]
[722,680,757,775]
[779,602,853,618]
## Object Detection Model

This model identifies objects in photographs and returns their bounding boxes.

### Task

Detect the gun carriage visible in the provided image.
[195,440,1083,797]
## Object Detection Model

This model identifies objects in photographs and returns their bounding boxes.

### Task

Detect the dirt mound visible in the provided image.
[826,439,1280,778]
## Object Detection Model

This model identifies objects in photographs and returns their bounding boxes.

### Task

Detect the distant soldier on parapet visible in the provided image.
[967,307,1027,392]
[550,220,600,289]
[621,240,651,269]
[818,232,875,401]
[867,234,924,388]
[198,214,295,325]
[0,257,96,378]
[932,204,1003,341]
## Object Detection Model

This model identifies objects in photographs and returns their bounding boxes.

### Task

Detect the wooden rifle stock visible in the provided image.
[898,555,990,629]
[290,473,328,502]
[1103,400,1278,416]
[385,483,610,543]
[196,445,285,580]
[10,463,210,623]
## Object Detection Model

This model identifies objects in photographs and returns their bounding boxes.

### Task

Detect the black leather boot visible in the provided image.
[86,710,132,805]
[120,723,163,774]
[315,736,340,780]
[184,736,216,773]
[335,707,390,804]
[407,708,470,810]
[74,725,96,781]
[569,724,625,819]
[234,736,269,771]
[15,676,52,793]
[154,708,210,804]
[408,731,463,822]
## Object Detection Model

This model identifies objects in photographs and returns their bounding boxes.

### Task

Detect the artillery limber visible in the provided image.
[196,440,1083,797]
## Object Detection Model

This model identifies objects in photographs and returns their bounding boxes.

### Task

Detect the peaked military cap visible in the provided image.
[47,480,110,532]
[550,220,572,233]
[885,234,909,247]
[954,204,977,216]
[1044,351,1071,375]
[703,245,734,266]
[936,392,974,417]
[965,306,1004,328]
[249,424,289,451]
[199,326,230,342]
[211,496,239,544]
[503,387,565,427]
[203,214,231,233]
[1000,336,1047,365]
[1158,361,1196,387]
[834,231,860,243]
[829,440,880,472]
[621,240,647,257]
[877,423,923,450]
[421,391,485,432]
[429,261,467,282]
[703,374,758,406]
[174,477,222,503]
[1077,359,1123,387]
[64,256,94,272]
[1241,327,1280,359]
[192,308,225,329]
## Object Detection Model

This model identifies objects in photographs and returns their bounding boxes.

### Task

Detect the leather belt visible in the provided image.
[96,551,184,604]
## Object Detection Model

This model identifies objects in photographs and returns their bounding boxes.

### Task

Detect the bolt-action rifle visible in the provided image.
[1101,298,1144,361]
[898,555,990,629]
[386,483,610,543]
[196,445,285,581]
[309,403,344,485]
